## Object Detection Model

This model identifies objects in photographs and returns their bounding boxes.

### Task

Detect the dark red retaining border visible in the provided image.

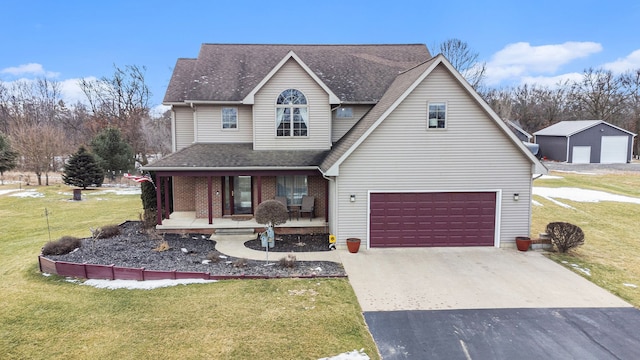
[38,256,346,281]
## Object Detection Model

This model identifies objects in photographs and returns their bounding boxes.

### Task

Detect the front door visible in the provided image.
[223,176,253,215]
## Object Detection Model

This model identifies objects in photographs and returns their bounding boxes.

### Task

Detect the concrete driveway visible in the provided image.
[339,247,630,311]
[339,248,640,359]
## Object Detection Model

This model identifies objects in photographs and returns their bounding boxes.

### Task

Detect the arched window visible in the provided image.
[276,89,308,137]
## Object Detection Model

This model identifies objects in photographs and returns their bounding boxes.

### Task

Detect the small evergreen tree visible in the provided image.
[63,146,105,189]
[90,127,134,179]
[0,132,18,181]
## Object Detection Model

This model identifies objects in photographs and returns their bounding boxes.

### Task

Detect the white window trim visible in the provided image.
[221,107,238,131]
[427,101,447,130]
[275,89,309,138]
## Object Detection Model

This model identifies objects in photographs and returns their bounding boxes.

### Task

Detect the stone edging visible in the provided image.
[38,256,346,281]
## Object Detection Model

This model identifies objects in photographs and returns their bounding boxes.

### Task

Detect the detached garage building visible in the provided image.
[534,120,636,164]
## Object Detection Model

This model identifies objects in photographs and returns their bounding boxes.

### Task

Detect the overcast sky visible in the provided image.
[1,0,639,114]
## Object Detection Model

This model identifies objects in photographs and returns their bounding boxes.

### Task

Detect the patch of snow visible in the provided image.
[533,187,640,205]
[318,349,370,360]
[79,278,217,290]
[0,189,21,196]
[9,189,44,198]
[570,263,591,276]
[536,194,575,209]
[532,199,543,206]
[553,170,597,175]
[538,175,564,180]
[88,188,141,196]
[623,283,638,288]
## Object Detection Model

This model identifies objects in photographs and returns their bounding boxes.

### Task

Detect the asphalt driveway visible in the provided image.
[339,248,640,359]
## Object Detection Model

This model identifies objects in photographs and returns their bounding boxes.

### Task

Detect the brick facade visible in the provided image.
[172,174,326,220]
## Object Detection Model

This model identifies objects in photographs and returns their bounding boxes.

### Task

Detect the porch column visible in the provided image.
[163,177,170,220]
[325,178,329,223]
[207,176,213,224]
[257,176,262,205]
[155,174,163,225]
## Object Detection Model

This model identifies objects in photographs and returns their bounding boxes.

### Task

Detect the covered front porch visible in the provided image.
[156,211,328,235]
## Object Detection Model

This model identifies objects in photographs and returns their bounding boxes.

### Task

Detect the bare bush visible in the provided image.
[42,236,82,255]
[255,199,288,226]
[91,224,122,239]
[279,254,297,268]
[546,222,585,253]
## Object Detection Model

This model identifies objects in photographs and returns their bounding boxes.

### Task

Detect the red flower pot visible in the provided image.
[516,236,532,251]
[346,238,361,253]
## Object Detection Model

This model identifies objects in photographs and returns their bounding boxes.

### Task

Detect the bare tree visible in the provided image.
[621,69,640,157]
[568,68,628,123]
[142,110,172,160]
[12,124,65,185]
[79,64,152,165]
[438,38,487,89]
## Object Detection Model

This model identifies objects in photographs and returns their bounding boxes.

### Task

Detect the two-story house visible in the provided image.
[143,44,546,248]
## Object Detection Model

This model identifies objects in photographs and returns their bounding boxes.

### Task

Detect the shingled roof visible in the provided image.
[163,44,431,104]
[143,143,329,170]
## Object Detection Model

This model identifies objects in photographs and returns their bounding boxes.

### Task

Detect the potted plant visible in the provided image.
[515,236,532,251]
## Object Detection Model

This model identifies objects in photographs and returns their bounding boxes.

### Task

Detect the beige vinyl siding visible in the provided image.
[253,59,331,150]
[174,106,194,150]
[332,105,373,142]
[195,105,253,143]
[334,64,533,247]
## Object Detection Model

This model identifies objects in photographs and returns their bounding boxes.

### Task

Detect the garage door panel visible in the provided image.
[370,192,496,247]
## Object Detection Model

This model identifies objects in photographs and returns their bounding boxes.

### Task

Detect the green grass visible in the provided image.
[532,172,640,307]
[0,184,379,360]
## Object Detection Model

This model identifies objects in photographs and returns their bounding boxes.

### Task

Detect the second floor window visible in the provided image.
[276,89,308,137]
[222,107,237,129]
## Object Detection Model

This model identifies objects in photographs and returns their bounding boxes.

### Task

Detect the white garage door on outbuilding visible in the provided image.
[572,146,591,164]
[600,136,628,163]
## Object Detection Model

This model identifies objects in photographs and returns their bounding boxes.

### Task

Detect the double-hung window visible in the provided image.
[428,102,447,129]
[222,107,238,129]
[276,89,308,137]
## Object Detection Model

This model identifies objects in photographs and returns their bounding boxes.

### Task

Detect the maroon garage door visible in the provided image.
[370,192,496,247]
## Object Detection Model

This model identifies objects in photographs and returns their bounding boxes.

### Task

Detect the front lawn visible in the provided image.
[532,171,640,308]
[0,184,378,360]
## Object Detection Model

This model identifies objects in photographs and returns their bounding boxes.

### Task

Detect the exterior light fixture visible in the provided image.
[513,193,519,201]
[350,194,356,202]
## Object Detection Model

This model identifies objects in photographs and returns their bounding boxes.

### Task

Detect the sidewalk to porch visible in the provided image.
[156,211,328,233]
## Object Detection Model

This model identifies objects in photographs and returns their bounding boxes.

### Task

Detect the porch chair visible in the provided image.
[299,196,315,221]
[275,196,292,220]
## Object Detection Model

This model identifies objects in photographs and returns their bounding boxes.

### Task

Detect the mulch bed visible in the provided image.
[44,222,345,278]
[244,233,331,252]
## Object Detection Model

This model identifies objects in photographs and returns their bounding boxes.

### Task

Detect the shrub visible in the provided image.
[233,258,248,268]
[546,222,585,253]
[279,254,297,268]
[139,209,157,229]
[42,236,82,256]
[92,224,121,239]
[255,200,288,227]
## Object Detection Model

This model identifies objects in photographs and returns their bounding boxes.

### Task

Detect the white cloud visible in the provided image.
[151,104,170,117]
[1,63,60,78]
[485,41,602,85]
[519,72,584,88]
[59,77,94,105]
[603,49,640,73]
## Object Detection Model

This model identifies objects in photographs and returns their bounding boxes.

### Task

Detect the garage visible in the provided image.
[369,192,496,247]
[534,120,636,163]
[600,136,629,163]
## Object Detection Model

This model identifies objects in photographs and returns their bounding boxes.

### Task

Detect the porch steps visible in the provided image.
[215,228,257,235]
